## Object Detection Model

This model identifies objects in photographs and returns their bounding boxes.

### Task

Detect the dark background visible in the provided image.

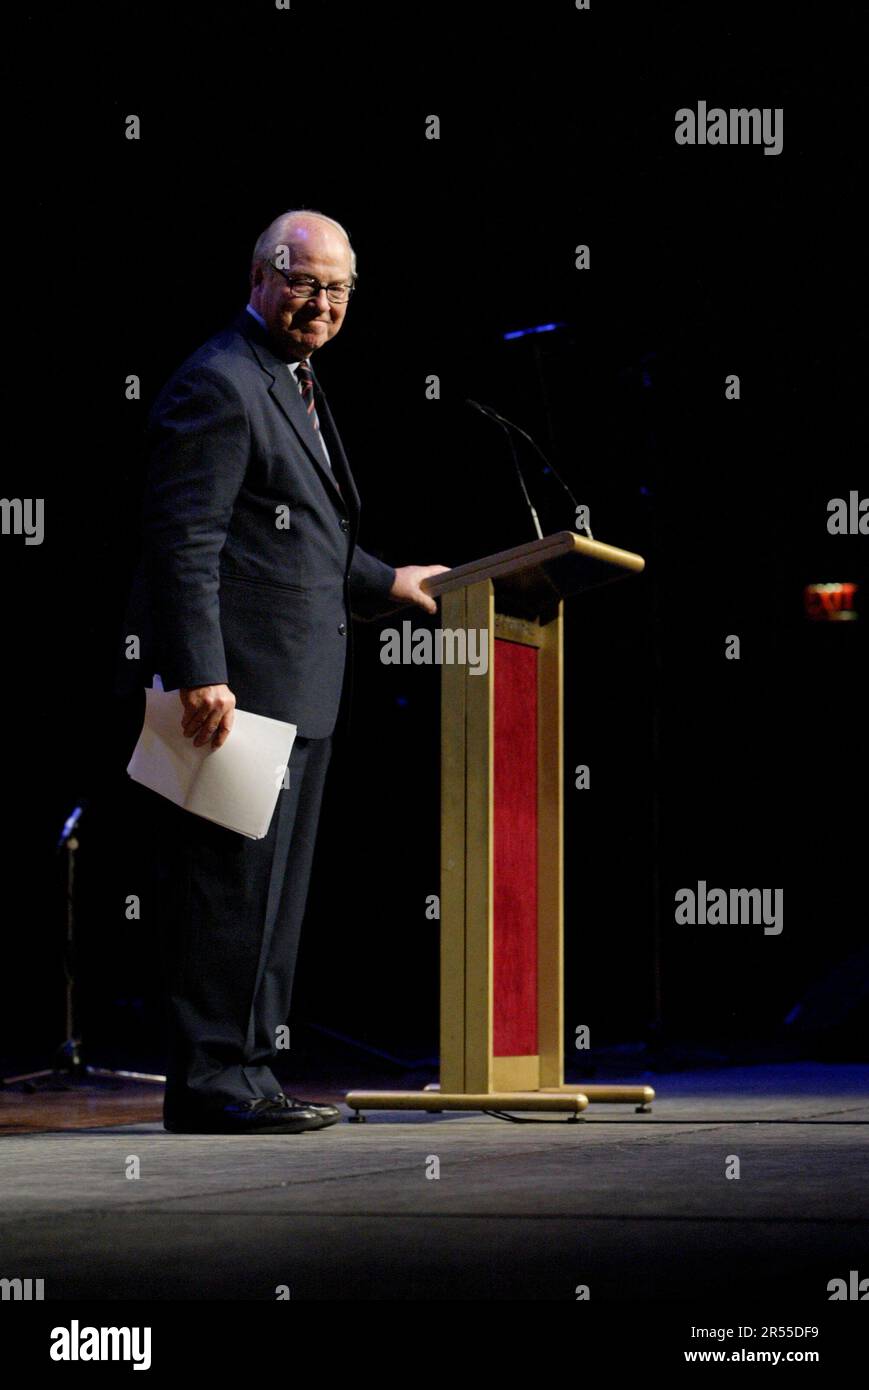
[2,3,865,1079]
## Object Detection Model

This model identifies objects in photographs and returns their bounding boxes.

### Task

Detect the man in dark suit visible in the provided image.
[116,209,447,1134]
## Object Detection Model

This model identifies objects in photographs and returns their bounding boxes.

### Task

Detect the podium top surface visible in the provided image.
[421,531,645,618]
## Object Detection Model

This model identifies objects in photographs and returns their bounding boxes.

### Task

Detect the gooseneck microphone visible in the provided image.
[466,399,593,540]
[467,398,543,541]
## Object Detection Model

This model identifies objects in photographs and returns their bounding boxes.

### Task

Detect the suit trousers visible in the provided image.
[116,693,332,1117]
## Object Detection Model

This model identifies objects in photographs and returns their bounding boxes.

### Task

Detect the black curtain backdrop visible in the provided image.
[2,3,865,1072]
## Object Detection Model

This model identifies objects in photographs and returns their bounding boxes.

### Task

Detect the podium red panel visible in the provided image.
[493,638,538,1056]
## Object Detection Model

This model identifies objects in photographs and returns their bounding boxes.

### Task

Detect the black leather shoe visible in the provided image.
[164,1097,321,1134]
[269,1092,341,1129]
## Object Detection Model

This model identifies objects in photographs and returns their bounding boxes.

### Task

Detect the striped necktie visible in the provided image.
[295,359,342,497]
[296,360,320,433]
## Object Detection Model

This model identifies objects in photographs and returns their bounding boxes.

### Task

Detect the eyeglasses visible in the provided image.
[268,261,356,304]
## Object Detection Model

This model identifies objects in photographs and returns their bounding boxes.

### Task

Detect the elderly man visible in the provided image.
[117,210,447,1134]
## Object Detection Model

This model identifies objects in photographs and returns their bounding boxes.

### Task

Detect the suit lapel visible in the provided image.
[234,310,355,516]
[310,368,361,515]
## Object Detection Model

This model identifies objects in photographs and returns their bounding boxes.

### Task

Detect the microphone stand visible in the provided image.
[1,802,165,1093]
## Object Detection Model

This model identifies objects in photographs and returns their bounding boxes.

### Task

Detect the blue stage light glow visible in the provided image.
[503,322,563,340]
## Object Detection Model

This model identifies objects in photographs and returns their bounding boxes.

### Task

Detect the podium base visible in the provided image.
[343,1090,588,1120]
[343,1083,655,1120]
[541,1084,656,1112]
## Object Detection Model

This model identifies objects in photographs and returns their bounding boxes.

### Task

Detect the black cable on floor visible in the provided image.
[481,1109,583,1124]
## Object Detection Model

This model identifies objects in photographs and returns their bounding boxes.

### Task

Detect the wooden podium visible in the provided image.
[345,532,655,1120]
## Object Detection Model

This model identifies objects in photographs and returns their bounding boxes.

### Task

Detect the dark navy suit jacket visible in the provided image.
[115,309,398,738]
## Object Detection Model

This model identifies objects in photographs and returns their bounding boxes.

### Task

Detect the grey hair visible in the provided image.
[250,208,357,281]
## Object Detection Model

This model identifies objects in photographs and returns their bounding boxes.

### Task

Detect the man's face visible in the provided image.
[249,219,353,361]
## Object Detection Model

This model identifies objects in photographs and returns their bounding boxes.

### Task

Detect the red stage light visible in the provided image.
[804,582,859,621]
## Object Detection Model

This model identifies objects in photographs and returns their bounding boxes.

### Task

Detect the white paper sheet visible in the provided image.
[127,688,297,839]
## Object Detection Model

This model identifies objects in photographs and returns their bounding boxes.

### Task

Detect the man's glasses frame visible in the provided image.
[267,260,357,304]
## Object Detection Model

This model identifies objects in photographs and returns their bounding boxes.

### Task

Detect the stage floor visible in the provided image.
[0,1063,866,1300]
